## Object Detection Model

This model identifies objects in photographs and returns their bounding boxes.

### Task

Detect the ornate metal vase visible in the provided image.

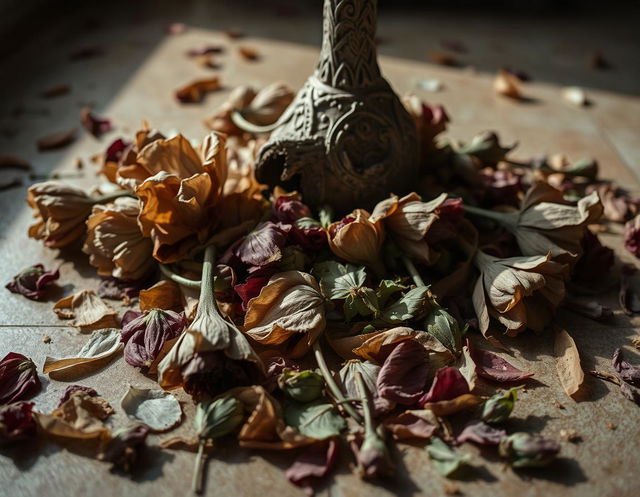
[254,0,419,213]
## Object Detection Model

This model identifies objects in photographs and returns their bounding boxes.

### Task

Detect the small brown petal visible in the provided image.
[175,77,220,103]
[554,326,584,398]
[494,70,522,99]
[53,290,119,332]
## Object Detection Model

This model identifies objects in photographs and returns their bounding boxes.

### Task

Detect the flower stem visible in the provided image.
[354,371,374,436]
[463,204,510,224]
[402,255,426,288]
[312,341,363,425]
[196,245,218,318]
[159,263,202,290]
[192,439,207,494]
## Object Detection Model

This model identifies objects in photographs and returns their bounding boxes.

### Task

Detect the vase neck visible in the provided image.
[314,0,382,90]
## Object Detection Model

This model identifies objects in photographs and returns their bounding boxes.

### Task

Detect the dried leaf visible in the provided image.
[175,77,220,103]
[120,385,182,432]
[467,339,533,383]
[286,438,338,493]
[380,286,431,324]
[43,328,122,380]
[53,290,119,332]
[284,401,346,440]
[426,437,472,478]
[37,129,76,151]
[383,410,439,440]
[554,326,584,398]
[377,339,429,405]
[454,343,476,390]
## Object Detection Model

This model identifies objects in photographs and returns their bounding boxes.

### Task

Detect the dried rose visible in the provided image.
[327,209,385,276]
[0,401,37,445]
[27,181,94,247]
[243,271,326,358]
[278,370,324,403]
[624,215,640,258]
[612,348,640,388]
[370,192,447,265]
[481,387,520,424]
[83,197,154,281]
[271,195,312,224]
[80,107,112,137]
[377,339,429,406]
[499,432,560,468]
[6,264,59,300]
[472,251,566,336]
[57,385,97,407]
[0,353,40,405]
[98,424,150,472]
[121,309,186,369]
[158,246,263,400]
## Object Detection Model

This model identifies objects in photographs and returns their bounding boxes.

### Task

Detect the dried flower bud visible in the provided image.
[83,197,154,281]
[0,401,37,445]
[5,264,59,300]
[354,431,394,479]
[27,181,94,248]
[121,309,187,369]
[98,424,150,472]
[195,396,244,440]
[327,209,385,276]
[278,370,324,403]
[481,387,520,424]
[499,432,560,468]
[0,353,41,405]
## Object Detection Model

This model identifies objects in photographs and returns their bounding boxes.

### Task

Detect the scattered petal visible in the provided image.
[121,386,182,432]
[494,69,522,99]
[53,290,119,332]
[612,348,640,388]
[37,129,77,151]
[554,326,584,398]
[0,353,41,405]
[377,339,429,405]
[175,77,220,103]
[468,339,534,383]
[6,264,59,300]
[457,420,506,446]
[80,107,113,137]
[286,438,338,494]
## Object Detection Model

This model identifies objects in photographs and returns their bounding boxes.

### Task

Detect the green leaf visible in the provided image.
[284,400,346,439]
[481,386,522,424]
[424,306,463,354]
[314,261,367,300]
[376,279,409,308]
[279,370,324,403]
[380,286,431,324]
[195,396,244,440]
[426,437,472,478]
[344,287,380,321]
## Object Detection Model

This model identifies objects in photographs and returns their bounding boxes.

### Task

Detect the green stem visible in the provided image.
[159,263,202,290]
[312,341,363,425]
[354,371,375,436]
[402,255,426,288]
[192,439,207,494]
[463,204,510,224]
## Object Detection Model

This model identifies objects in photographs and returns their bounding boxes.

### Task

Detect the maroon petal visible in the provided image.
[468,339,533,383]
[235,275,271,311]
[0,401,37,445]
[104,138,130,163]
[420,367,469,405]
[285,438,338,494]
[383,411,438,440]
[6,264,59,300]
[272,197,312,224]
[457,420,506,446]
[613,348,640,388]
[289,225,328,251]
[377,339,429,406]
[97,277,145,301]
[57,385,98,407]
[0,353,41,405]
[234,221,290,267]
[81,107,113,137]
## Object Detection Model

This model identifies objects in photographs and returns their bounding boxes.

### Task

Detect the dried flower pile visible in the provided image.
[3,75,640,495]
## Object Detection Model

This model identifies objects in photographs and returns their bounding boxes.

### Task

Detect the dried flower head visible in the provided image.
[27,181,94,247]
[472,251,566,336]
[499,432,560,468]
[0,353,41,405]
[83,197,154,281]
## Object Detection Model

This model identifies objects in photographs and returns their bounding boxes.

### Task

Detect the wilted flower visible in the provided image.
[136,133,228,263]
[83,197,154,281]
[278,370,324,402]
[370,192,447,265]
[243,271,326,358]
[499,432,560,468]
[480,387,520,423]
[232,221,290,267]
[472,251,566,336]
[98,424,150,472]
[0,353,41,405]
[121,309,187,369]
[27,181,94,247]
[327,209,385,276]
[624,215,640,258]
[5,264,59,300]
[158,246,263,400]
[353,430,394,480]
[0,401,37,445]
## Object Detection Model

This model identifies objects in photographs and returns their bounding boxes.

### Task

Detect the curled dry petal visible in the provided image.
[204,86,257,135]
[175,76,220,103]
[83,197,154,281]
[612,348,640,388]
[57,385,97,408]
[383,410,439,440]
[467,339,534,383]
[27,181,94,247]
[494,69,522,99]
[53,290,119,332]
[120,386,182,432]
[0,353,41,405]
[5,264,59,300]
[472,251,566,336]
[243,271,326,358]
[327,209,385,276]
[286,438,338,493]
[457,420,506,446]
[80,107,112,137]
[377,339,429,405]
[233,221,290,267]
[97,424,150,472]
[554,326,584,398]
[420,367,469,405]
[0,402,37,445]
[241,82,294,126]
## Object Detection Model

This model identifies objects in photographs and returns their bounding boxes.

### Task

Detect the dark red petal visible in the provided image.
[286,438,338,493]
[419,367,469,404]
[468,339,534,383]
[377,339,429,405]
[457,420,506,446]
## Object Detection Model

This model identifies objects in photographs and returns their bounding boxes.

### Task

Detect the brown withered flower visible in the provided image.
[472,251,566,336]
[370,192,448,265]
[83,197,154,281]
[27,181,94,247]
[135,132,229,263]
[158,246,263,400]
[327,209,385,276]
